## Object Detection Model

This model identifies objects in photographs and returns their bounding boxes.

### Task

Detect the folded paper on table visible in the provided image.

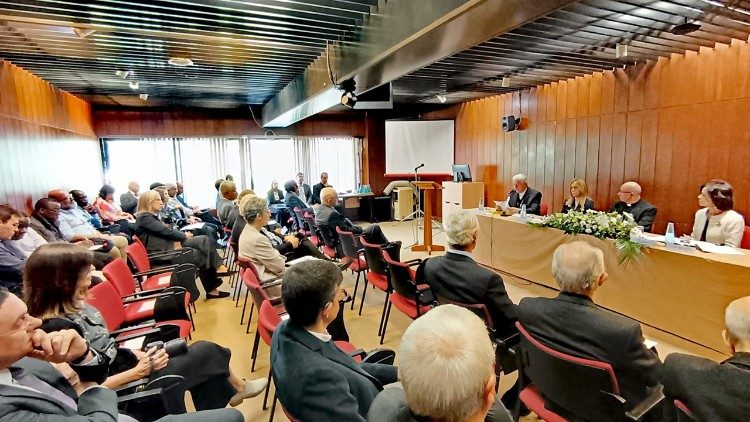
[693,241,744,255]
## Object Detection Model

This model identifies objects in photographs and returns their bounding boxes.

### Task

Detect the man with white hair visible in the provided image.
[316,187,391,245]
[367,305,512,422]
[518,241,660,409]
[610,181,657,232]
[507,174,542,215]
[420,210,517,337]
[661,296,750,421]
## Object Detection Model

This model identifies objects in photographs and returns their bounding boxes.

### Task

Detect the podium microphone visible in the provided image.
[414,163,425,171]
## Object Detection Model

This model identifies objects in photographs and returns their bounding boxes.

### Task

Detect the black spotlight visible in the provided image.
[670,19,701,35]
[340,91,357,108]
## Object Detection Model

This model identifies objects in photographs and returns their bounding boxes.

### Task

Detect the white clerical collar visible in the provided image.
[307,329,332,342]
[0,368,12,386]
[517,189,527,198]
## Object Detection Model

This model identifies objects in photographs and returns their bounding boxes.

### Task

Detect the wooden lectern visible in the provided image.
[411,181,445,254]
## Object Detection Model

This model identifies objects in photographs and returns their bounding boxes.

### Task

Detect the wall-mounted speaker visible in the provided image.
[502,115,519,132]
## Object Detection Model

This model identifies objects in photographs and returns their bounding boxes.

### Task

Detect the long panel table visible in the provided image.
[473,211,750,353]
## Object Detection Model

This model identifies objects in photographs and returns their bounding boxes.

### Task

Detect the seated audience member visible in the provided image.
[156,186,220,247]
[368,305,512,422]
[28,199,113,270]
[295,172,312,204]
[69,190,104,229]
[217,180,239,228]
[0,206,25,295]
[507,174,542,215]
[173,182,223,227]
[691,179,745,247]
[610,181,657,232]
[316,187,390,245]
[271,260,398,421]
[561,178,595,213]
[267,180,285,205]
[236,197,326,276]
[214,178,225,209]
[49,190,128,261]
[310,172,330,205]
[135,191,231,299]
[421,210,517,338]
[10,212,46,258]
[93,185,136,236]
[661,296,750,421]
[23,243,267,411]
[518,241,661,407]
[119,180,140,214]
[283,179,314,215]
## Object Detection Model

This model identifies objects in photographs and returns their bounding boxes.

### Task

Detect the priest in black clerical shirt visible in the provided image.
[610,181,657,232]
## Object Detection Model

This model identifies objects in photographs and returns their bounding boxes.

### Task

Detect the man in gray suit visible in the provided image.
[119,181,140,215]
[518,241,661,410]
[0,287,242,421]
[271,260,398,421]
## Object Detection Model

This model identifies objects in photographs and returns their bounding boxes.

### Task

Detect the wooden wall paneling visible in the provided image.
[623,110,642,182]
[715,43,738,102]
[575,116,588,181]
[706,101,731,181]
[564,116,577,187]
[502,96,512,195]
[628,63,645,112]
[727,98,750,217]
[613,67,629,113]
[696,47,717,104]
[510,93,520,177]
[556,81,568,121]
[526,89,538,188]
[546,83,556,122]
[589,72,603,116]
[644,59,661,110]
[553,119,566,212]
[535,86,547,196]
[670,105,695,233]
[596,114,614,210]
[737,40,750,98]
[566,78,578,119]
[638,111,658,197]
[687,102,712,191]
[601,71,615,115]
[519,90,529,176]
[610,112,627,199]
[578,75,590,117]
[585,115,601,208]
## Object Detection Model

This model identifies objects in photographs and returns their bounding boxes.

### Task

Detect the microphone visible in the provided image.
[414,163,425,171]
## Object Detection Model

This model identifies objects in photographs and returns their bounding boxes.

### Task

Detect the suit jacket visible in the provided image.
[238,224,286,279]
[284,192,311,214]
[661,352,750,422]
[217,198,237,227]
[119,191,138,215]
[561,198,595,214]
[508,188,542,215]
[518,293,660,406]
[610,199,657,232]
[315,204,359,233]
[271,320,398,421]
[311,183,327,205]
[421,252,518,337]
[0,358,118,421]
[267,188,285,205]
[135,212,187,253]
[298,183,312,203]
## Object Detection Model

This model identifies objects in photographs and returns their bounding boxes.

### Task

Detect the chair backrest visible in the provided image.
[336,227,362,260]
[85,280,126,331]
[515,321,625,420]
[317,224,343,257]
[241,261,272,308]
[292,207,305,231]
[258,300,283,346]
[381,249,418,299]
[302,213,322,237]
[170,264,200,303]
[741,226,750,249]
[119,375,187,421]
[102,259,137,297]
[540,202,549,216]
[127,240,152,272]
[360,237,388,276]
[434,295,494,329]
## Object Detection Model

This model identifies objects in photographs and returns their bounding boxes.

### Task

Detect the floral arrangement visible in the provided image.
[529,210,644,264]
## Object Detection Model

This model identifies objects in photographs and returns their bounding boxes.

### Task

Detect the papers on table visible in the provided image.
[180,222,205,231]
[285,255,321,267]
[121,336,145,350]
[693,241,744,255]
[137,300,155,313]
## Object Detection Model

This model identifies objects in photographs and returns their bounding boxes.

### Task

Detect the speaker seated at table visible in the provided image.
[506,174,542,215]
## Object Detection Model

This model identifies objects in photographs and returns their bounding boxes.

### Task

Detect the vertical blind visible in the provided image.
[102,136,361,207]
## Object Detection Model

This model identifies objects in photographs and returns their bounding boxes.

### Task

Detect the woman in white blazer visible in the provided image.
[691,180,745,247]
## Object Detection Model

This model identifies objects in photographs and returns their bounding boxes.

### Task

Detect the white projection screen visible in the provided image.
[385,120,454,174]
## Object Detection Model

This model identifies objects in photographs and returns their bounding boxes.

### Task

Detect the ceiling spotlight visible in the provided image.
[72,28,96,38]
[436,94,447,103]
[168,57,194,67]
[502,77,511,88]
[340,91,357,108]
[139,93,148,100]
[670,19,701,35]
[115,70,130,79]
[129,81,139,89]
[615,43,628,58]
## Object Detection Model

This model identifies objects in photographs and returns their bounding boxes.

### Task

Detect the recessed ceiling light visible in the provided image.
[129,81,139,89]
[502,77,511,87]
[139,93,148,100]
[168,57,193,67]
[72,28,96,38]
[436,94,447,103]
[115,70,130,79]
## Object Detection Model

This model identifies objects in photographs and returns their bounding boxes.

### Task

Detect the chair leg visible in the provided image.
[269,390,278,422]
[262,370,272,410]
[350,271,361,311]
[240,289,250,324]
[251,329,260,372]
[188,303,196,330]
[377,292,389,336]
[191,301,197,314]
[234,277,243,307]
[358,279,369,316]
[380,301,392,345]
[246,303,255,334]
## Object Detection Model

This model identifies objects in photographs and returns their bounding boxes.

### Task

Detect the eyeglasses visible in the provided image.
[618,191,634,195]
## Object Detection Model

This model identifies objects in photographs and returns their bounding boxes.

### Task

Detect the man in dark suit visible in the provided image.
[518,241,661,409]
[283,179,314,215]
[315,187,390,245]
[507,174,542,215]
[271,260,398,421]
[660,296,750,421]
[421,209,517,338]
[610,181,657,232]
[311,172,330,205]
[295,172,312,204]
[119,181,139,214]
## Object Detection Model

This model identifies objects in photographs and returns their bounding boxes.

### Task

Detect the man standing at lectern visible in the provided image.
[507,174,542,215]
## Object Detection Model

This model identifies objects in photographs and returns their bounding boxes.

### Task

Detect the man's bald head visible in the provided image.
[551,241,607,295]
[128,181,140,195]
[618,181,642,205]
[48,189,73,210]
[725,297,750,343]
[321,187,338,205]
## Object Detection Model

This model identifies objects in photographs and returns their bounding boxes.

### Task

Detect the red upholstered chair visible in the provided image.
[674,399,696,421]
[240,260,284,372]
[359,238,393,337]
[85,279,192,340]
[302,212,323,247]
[292,207,311,236]
[336,227,368,310]
[514,321,664,421]
[380,250,433,344]
[741,226,750,249]
[540,202,549,216]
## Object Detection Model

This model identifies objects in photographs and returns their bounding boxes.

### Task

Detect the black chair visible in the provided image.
[336,226,368,310]
[515,321,664,422]
[317,223,343,259]
[380,250,433,344]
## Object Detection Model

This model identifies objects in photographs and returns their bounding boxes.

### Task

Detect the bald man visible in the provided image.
[661,297,750,421]
[518,241,661,411]
[120,181,140,214]
[610,181,657,232]
[315,187,392,248]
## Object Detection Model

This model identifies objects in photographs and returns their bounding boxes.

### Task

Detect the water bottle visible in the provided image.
[520,204,527,219]
[479,196,485,211]
[664,222,675,246]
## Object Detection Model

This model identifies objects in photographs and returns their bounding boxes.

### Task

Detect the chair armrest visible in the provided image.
[122,288,169,299]
[115,328,162,345]
[133,266,177,278]
[404,258,422,265]
[146,249,185,258]
[122,289,183,304]
[496,332,520,353]
[348,348,367,359]
[114,378,149,394]
[111,322,157,337]
[260,279,283,290]
[625,385,665,421]
[268,296,283,306]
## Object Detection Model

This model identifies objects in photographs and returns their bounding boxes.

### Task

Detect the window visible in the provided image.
[249,138,295,197]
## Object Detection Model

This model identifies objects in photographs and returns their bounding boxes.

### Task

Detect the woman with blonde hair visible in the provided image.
[562,179,595,213]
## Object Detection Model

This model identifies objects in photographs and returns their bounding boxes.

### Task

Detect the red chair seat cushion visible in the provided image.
[334,340,362,363]
[141,273,173,290]
[367,272,388,291]
[519,386,567,422]
[323,246,337,258]
[123,300,157,322]
[113,320,192,343]
[390,293,431,320]
[348,257,367,272]
[309,236,321,247]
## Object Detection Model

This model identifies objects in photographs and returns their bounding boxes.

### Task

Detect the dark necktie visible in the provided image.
[10,367,78,410]
[700,210,710,242]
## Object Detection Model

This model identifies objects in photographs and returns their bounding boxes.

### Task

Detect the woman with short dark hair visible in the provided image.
[23,243,267,409]
[691,179,745,247]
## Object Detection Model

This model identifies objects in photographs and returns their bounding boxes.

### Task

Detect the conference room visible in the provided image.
[1,1,750,421]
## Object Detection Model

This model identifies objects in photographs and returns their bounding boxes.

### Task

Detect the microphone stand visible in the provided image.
[399,164,426,247]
